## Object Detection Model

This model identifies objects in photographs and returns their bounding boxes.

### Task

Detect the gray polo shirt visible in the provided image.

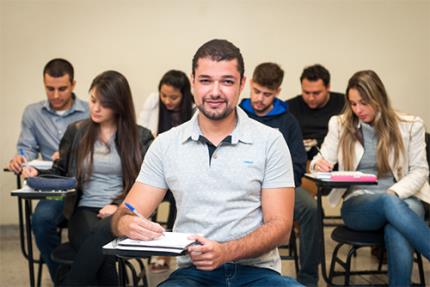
[136,107,295,273]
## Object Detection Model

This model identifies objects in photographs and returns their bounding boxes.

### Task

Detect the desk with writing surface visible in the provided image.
[10,186,74,287]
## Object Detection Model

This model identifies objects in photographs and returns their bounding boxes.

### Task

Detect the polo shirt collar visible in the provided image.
[180,107,253,145]
[42,93,86,115]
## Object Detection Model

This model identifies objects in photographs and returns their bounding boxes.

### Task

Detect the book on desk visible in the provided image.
[306,171,377,182]
[103,232,197,257]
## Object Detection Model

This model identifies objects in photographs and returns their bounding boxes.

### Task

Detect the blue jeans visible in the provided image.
[294,186,319,286]
[341,193,430,286]
[32,199,65,281]
[158,264,302,287]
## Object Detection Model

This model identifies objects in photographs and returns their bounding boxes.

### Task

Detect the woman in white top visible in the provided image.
[138,69,194,272]
[311,70,430,286]
[138,70,194,136]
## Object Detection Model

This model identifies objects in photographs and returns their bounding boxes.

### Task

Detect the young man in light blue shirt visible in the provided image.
[8,58,88,281]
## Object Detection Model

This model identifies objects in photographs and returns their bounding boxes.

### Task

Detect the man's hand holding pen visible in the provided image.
[116,202,165,241]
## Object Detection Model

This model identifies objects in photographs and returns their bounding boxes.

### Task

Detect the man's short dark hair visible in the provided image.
[43,58,74,83]
[252,62,284,90]
[300,64,330,87]
[192,39,244,80]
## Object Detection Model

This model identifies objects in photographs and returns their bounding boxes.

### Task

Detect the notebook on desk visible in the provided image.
[104,232,197,256]
[308,171,377,182]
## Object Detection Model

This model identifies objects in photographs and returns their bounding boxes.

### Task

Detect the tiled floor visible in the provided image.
[0,225,428,286]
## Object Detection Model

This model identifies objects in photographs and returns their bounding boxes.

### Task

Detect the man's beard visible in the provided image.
[251,101,272,115]
[197,96,234,121]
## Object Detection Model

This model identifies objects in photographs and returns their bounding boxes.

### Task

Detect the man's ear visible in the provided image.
[275,87,281,97]
[240,76,247,93]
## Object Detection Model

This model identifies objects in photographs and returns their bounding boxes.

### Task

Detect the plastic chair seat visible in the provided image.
[331,225,384,246]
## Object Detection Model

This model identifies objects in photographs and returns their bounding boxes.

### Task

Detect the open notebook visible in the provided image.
[308,171,377,182]
[106,232,196,255]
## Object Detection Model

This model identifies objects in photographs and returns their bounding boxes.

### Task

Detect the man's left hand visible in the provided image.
[187,235,227,271]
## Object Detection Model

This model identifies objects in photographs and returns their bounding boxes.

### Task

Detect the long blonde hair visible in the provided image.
[339,70,404,176]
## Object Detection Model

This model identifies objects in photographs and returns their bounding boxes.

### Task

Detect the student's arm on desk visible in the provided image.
[111,181,166,240]
[188,186,294,271]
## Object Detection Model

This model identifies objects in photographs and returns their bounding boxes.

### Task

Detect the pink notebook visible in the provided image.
[329,172,377,182]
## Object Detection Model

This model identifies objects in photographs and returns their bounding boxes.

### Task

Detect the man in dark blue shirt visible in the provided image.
[240,62,320,286]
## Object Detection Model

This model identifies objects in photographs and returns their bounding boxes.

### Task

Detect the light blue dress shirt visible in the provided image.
[17,94,89,160]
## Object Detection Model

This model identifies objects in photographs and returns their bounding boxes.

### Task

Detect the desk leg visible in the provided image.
[316,187,337,286]
[18,198,28,259]
[117,257,127,287]
[24,199,35,287]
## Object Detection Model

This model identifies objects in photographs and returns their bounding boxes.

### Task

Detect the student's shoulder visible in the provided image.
[330,92,346,103]
[142,92,159,110]
[24,99,46,112]
[137,125,154,140]
[286,95,302,105]
[396,112,425,131]
[245,116,284,142]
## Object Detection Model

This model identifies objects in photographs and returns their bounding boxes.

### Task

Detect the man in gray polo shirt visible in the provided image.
[112,39,301,286]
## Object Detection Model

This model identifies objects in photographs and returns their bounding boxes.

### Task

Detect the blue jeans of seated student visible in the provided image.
[158,264,303,287]
[341,193,430,286]
[32,199,65,281]
[294,186,319,286]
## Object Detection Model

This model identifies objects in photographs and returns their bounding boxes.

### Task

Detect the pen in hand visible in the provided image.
[124,202,165,238]
[124,202,146,220]
[19,148,28,167]
[315,146,333,172]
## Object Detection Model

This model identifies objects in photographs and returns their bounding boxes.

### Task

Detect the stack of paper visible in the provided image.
[116,232,196,254]
[27,160,53,170]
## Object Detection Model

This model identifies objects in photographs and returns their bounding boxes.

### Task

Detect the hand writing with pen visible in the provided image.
[314,146,334,172]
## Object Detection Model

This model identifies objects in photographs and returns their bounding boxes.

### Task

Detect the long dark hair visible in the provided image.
[157,70,193,133]
[76,70,142,198]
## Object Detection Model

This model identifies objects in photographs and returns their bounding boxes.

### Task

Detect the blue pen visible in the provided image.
[124,202,145,220]
[124,202,165,239]
[18,148,28,167]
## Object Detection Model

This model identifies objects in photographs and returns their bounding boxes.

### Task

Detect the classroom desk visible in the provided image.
[303,174,377,286]
[103,241,153,287]
[10,187,74,287]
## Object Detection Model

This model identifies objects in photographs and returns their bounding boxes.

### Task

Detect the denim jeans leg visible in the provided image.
[159,264,303,287]
[294,186,319,286]
[342,194,430,285]
[385,197,425,286]
[385,224,414,286]
[32,199,65,281]
[231,264,303,287]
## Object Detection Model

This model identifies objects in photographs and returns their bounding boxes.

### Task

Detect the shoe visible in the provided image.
[149,258,170,273]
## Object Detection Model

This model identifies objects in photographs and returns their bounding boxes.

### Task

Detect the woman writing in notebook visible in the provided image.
[23,70,154,285]
[311,70,430,286]
[138,69,194,272]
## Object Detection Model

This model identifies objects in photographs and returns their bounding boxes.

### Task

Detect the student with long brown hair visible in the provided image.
[23,70,154,285]
[312,70,430,286]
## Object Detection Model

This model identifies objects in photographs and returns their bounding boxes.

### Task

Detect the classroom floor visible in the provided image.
[0,224,429,287]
